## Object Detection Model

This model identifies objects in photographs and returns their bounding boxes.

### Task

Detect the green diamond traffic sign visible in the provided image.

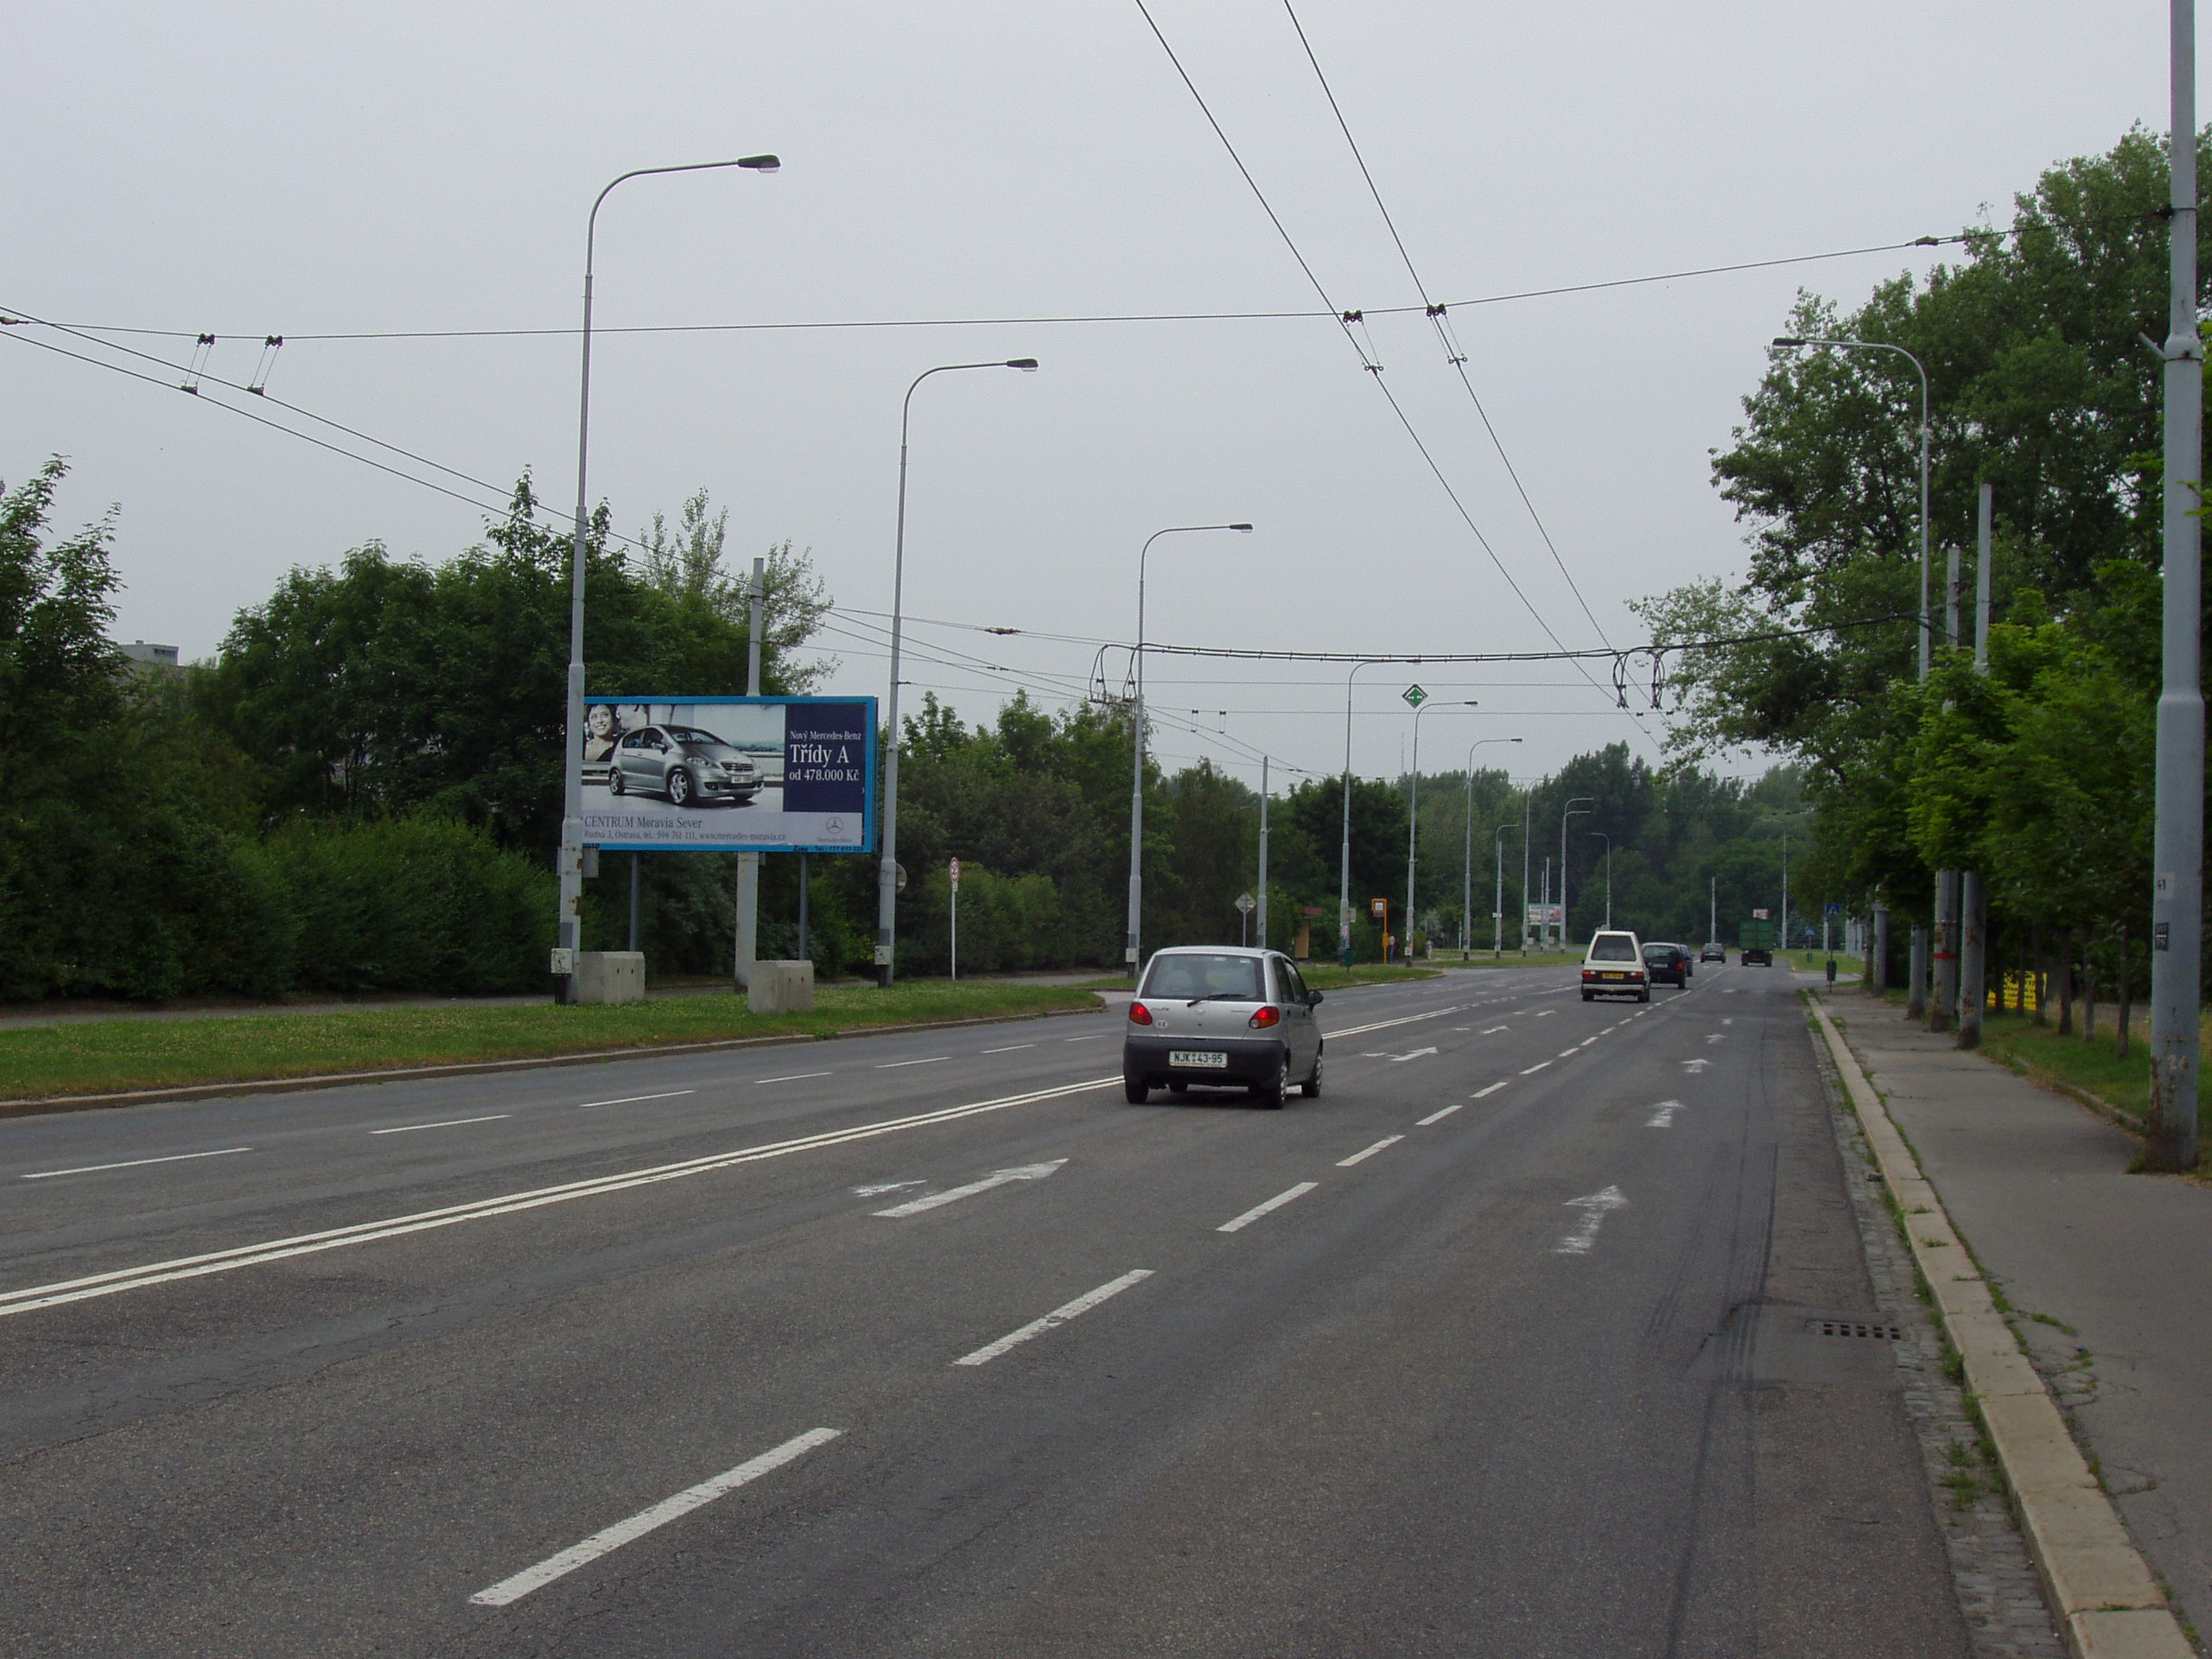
[1402,683,1427,707]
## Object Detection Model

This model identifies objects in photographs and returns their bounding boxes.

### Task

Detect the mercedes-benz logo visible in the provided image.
[825,817,844,832]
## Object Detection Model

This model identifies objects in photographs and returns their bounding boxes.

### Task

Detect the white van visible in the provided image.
[1580,931,1649,1002]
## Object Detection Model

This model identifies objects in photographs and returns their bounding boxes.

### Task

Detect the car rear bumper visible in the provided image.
[1123,1033,1287,1085]
[1580,972,1649,995]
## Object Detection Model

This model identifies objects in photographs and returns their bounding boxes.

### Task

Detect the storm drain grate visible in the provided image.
[1809,1317,1905,1341]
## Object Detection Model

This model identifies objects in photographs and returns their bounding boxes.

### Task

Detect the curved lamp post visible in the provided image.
[1125,522,1253,977]
[555,153,779,1006]
[1404,699,1477,963]
[1585,829,1611,930]
[1559,797,1595,950]
[1459,737,1523,955]
[874,358,1041,988]
[1338,658,1400,967]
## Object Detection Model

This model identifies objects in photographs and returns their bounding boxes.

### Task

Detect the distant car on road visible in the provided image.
[1700,942,1726,963]
[1580,930,1649,1001]
[1642,942,1689,988]
[1123,946,1324,1109]
[608,724,763,807]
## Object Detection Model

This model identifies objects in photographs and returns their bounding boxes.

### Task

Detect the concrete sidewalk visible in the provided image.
[1830,988,2212,1649]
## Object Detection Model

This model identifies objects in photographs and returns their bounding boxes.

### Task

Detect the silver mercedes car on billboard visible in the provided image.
[607,724,763,807]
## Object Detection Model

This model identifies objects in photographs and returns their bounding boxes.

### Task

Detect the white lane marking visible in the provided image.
[1472,1081,1509,1098]
[468,1427,840,1606]
[1451,1026,1473,1031]
[755,1071,831,1085]
[1337,1135,1404,1166]
[576,1090,696,1110]
[1387,1046,1439,1064]
[1646,1102,1684,1128]
[853,1180,926,1197]
[877,1056,948,1069]
[873,1159,1065,1217]
[1557,1047,1580,1058]
[982,1044,1035,1053]
[22,1147,251,1180]
[1535,1009,1556,1018]
[1481,1026,1509,1034]
[1554,1185,1629,1255]
[1415,1103,1464,1126]
[1721,1017,1735,1026]
[1681,1058,1712,1073]
[0,1075,1122,1319]
[1520,1061,1551,1075]
[1217,1181,1319,1232]
[1065,1034,1110,1042]
[1704,1033,1726,1045]
[953,1269,1154,1365]
[370,1115,511,1135]
[1325,1005,1468,1039]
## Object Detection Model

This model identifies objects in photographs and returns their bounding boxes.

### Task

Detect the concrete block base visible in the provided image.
[748,960,816,1015]
[575,951,645,1005]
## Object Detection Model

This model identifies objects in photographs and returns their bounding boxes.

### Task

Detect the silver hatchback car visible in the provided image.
[1122,946,1324,1109]
[608,724,763,808]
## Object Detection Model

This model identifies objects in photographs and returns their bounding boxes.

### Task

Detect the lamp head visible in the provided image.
[1230,523,1254,532]
[1771,335,1806,347]
[1006,358,1039,371]
[738,155,780,172]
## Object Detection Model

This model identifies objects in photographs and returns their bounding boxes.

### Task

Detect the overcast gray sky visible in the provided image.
[0,1,2182,791]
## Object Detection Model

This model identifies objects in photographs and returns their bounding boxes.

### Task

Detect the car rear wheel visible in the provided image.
[607,768,626,796]
[1299,1053,1323,1098]
[1637,987,1651,1002]
[1581,991,1593,1001]
[1122,1076,1149,1103]
[1250,1056,1287,1109]
[667,769,693,806]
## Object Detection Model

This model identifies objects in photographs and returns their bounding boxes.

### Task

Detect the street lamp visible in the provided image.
[1126,522,1254,976]
[1405,699,1478,963]
[1493,820,1518,959]
[1772,336,1933,683]
[1585,830,1611,929]
[874,358,1041,988]
[1559,798,1595,950]
[555,153,779,1006]
[1339,658,1396,967]
[1459,738,1523,957]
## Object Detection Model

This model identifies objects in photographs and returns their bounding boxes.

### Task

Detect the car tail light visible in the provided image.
[1128,1001,1153,1025]
[1581,969,1597,980]
[1248,1006,1281,1029]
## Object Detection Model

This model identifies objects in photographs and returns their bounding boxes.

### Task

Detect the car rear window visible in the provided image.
[1587,934,1637,962]
[1142,954,1264,1001]
[1642,944,1674,960]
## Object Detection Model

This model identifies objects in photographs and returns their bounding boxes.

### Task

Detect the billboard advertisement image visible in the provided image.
[582,696,875,854]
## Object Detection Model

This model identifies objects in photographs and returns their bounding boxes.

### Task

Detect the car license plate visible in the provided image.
[1602,972,1624,980]
[1169,1050,1228,1069]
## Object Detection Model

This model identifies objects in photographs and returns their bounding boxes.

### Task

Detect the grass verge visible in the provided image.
[0,981,1109,1103]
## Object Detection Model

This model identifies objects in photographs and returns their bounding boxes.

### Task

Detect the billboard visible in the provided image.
[582,696,875,854]
[1525,903,1564,926]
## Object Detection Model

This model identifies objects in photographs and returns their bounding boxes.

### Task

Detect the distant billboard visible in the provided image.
[582,696,875,854]
[1526,903,1564,925]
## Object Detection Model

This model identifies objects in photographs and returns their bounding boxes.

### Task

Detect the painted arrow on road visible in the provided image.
[1645,1102,1684,1128]
[873,1160,1067,1217]
[1387,1046,1440,1064]
[1554,1185,1629,1255]
[1681,1058,1712,1073]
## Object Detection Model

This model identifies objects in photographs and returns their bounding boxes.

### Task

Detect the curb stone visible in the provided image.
[0,1002,1106,1120]
[1808,994,2196,1659]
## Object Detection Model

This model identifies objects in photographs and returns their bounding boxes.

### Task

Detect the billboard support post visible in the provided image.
[734,557,765,992]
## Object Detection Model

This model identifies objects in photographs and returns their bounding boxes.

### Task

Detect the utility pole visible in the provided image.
[1256,755,1269,952]
[1560,798,1594,952]
[1708,874,1717,947]
[1520,792,1532,953]
[734,556,764,991]
[2146,0,2203,1171]
[1931,543,1962,1031]
[1960,485,1994,1048]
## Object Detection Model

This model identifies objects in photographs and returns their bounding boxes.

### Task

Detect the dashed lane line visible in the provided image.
[577,1090,697,1110]
[876,1057,949,1070]
[22,1147,252,1180]
[1472,1081,1510,1098]
[1520,1061,1552,1075]
[953,1269,1154,1365]
[369,1115,510,1135]
[1217,1182,1319,1232]
[468,1428,842,1606]
[1415,1103,1464,1126]
[755,1071,832,1085]
[1337,1135,1404,1167]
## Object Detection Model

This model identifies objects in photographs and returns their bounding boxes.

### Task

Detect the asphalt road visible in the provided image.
[0,964,1970,1656]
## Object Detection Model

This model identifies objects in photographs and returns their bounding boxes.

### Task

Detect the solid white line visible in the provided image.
[754,1071,831,1084]
[1415,1103,1464,1126]
[1519,1061,1551,1075]
[370,1115,511,1135]
[1337,1135,1404,1166]
[982,1044,1035,1053]
[22,1147,252,1180]
[1472,1081,1509,1098]
[1217,1181,1319,1232]
[953,1269,1154,1365]
[876,1057,948,1069]
[1326,1006,1467,1039]
[0,1074,1123,1319]
[575,1090,696,1110]
[468,1427,840,1606]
